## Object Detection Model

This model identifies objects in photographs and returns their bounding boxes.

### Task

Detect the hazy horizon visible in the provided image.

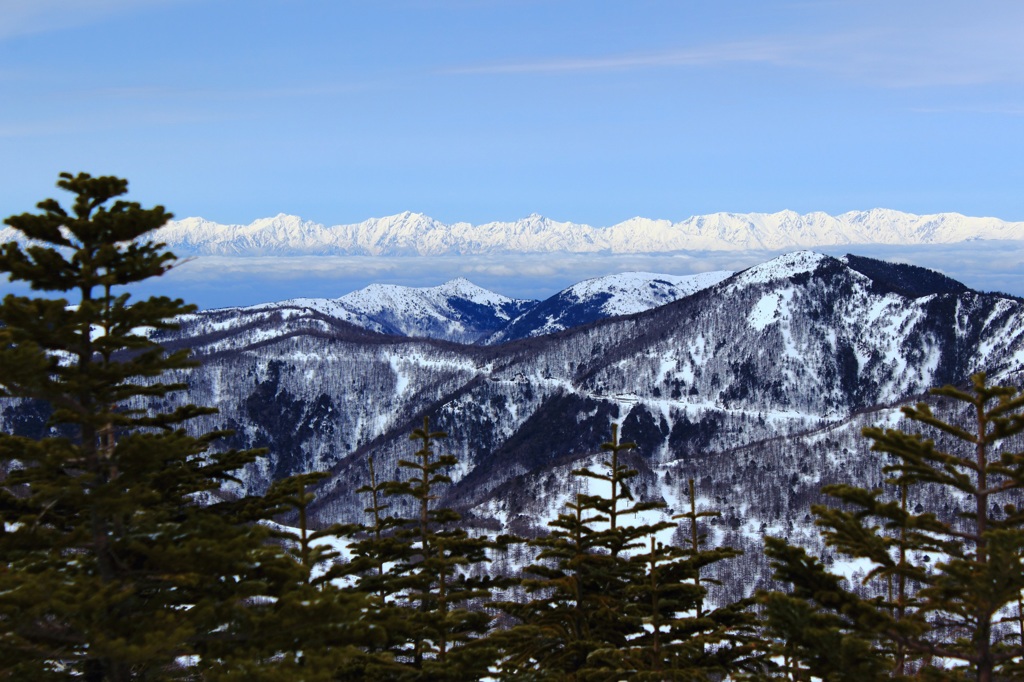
[22,241,1012,312]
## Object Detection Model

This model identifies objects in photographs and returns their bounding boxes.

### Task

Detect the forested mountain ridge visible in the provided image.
[130,252,1024,528]
[6,249,1023,596]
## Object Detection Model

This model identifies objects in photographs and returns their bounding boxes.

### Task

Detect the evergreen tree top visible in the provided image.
[3,172,177,296]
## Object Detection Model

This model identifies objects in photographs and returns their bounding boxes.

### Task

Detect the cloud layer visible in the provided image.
[121,242,1024,311]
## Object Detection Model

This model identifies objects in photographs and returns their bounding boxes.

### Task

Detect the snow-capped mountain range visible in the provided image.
[187,271,733,345]
[34,209,1019,257]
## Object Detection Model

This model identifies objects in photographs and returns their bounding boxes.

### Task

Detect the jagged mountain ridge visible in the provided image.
[3,209,1015,257]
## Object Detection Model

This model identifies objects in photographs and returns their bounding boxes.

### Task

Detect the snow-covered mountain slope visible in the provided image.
[2,209,1012,258]
[484,270,732,344]
[329,278,534,343]
[176,272,738,345]
[7,251,1024,597]
[176,278,536,345]
[115,250,1024,508]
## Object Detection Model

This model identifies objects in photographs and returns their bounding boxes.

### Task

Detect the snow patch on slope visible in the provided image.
[748,288,795,331]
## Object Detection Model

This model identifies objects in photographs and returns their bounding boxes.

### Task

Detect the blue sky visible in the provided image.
[3,0,1023,227]
[3,1,1024,307]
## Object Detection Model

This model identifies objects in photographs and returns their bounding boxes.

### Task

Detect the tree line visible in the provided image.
[1,173,1023,680]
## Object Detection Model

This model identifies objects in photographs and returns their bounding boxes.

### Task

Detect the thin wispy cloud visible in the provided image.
[443,40,795,75]
[445,21,1024,89]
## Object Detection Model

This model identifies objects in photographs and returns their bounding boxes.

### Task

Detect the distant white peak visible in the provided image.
[517,213,568,224]
[571,271,717,292]
[733,251,830,287]
[428,278,513,305]
[566,270,733,316]
[337,279,516,313]
[506,213,573,231]
[264,213,304,222]
[845,208,912,220]
[389,211,431,223]
[612,216,674,228]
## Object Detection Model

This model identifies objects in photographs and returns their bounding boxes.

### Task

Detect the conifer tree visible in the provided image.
[494,426,765,680]
[202,472,377,681]
[762,373,1024,681]
[490,426,651,678]
[0,173,285,680]
[340,455,418,679]
[622,478,764,679]
[494,488,632,680]
[346,416,508,680]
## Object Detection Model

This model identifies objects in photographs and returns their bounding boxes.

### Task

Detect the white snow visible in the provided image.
[564,271,733,316]
[11,208,1009,259]
[731,251,828,288]
[747,289,794,331]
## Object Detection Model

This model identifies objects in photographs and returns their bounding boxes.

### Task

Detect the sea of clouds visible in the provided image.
[2,242,1022,311]
[131,241,1024,310]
